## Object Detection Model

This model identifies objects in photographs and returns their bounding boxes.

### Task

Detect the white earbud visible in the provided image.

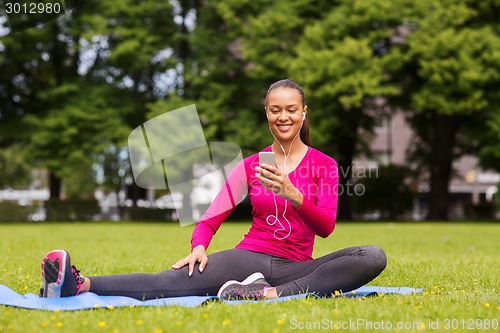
[302,112,306,121]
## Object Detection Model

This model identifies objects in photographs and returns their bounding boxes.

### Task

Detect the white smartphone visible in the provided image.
[259,152,275,182]
[259,151,276,167]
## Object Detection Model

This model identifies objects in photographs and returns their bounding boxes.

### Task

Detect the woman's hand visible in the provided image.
[171,245,208,276]
[255,164,304,208]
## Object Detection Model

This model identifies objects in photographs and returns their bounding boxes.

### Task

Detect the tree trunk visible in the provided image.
[336,111,360,221]
[427,113,461,220]
[49,172,61,200]
[337,155,354,221]
[128,183,146,205]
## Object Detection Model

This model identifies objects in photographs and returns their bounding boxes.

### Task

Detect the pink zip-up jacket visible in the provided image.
[191,146,339,261]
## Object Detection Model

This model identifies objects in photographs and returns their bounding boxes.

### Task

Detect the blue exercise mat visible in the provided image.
[0,284,422,311]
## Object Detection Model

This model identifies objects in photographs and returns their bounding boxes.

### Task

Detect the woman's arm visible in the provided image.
[190,160,249,250]
[256,156,338,238]
[294,157,338,237]
[173,161,248,275]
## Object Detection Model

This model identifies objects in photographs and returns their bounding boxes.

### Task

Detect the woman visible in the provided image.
[40,79,387,300]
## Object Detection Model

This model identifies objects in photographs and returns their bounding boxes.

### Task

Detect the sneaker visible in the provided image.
[39,249,85,298]
[217,272,272,300]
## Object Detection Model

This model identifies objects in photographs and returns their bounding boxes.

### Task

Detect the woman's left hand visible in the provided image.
[255,164,303,208]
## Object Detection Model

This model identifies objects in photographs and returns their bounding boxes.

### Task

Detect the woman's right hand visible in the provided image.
[171,245,208,276]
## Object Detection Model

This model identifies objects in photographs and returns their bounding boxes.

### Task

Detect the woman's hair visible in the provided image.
[265,79,312,146]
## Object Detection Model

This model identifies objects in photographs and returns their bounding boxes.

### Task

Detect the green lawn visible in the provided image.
[0,222,499,332]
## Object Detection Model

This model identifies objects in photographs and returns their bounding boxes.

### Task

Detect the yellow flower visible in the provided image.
[273,329,280,333]
[56,322,63,328]
[41,322,49,327]
[333,309,339,315]
[50,315,57,321]
[484,303,490,308]
[153,330,164,333]
[202,313,209,319]
[417,323,426,331]
[277,319,284,325]
[334,290,340,296]
[98,321,106,328]
[107,305,115,310]
[95,304,100,309]
[136,320,143,326]
[222,319,231,326]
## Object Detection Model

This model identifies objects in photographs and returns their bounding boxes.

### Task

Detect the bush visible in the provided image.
[0,202,36,222]
[352,164,415,220]
[227,197,253,221]
[464,203,495,219]
[127,206,175,222]
[45,199,100,221]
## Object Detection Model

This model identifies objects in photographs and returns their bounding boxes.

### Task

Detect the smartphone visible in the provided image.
[259,152,275,182]
[259,152,276,167]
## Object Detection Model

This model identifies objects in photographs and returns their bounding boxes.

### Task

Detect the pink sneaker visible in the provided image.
[217,272,272,300]
[39,249,85,298]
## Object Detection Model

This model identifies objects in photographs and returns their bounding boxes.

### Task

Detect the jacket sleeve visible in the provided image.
[294,157,338,238]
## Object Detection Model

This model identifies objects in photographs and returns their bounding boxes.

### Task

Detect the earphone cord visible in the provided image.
[266,124,302,240]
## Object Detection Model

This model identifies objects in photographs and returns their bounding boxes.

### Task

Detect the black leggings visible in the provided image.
[89,246,387,300]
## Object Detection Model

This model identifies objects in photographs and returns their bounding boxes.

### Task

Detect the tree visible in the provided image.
[288,0,410,219]
[390,0,500,219]
[0,145,32,189]
[24,83,130,198]
[1,0,179,201]
[477,111,500,171]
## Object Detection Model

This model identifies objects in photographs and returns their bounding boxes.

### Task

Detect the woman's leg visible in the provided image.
[87,248,275,300]
[268,246,387,297]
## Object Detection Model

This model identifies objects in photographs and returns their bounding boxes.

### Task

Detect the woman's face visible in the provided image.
[266,87,307,143]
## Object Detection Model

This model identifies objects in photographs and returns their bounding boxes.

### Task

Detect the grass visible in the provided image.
[0,222,499,332]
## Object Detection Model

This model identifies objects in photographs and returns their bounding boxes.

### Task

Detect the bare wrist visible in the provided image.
[193,245,206,253]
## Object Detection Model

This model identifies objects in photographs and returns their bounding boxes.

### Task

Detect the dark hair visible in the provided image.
[265,79,312,146]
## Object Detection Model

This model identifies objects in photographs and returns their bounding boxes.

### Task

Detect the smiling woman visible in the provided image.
[37,79,387,302]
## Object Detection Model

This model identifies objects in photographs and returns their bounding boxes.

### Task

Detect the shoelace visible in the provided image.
[235,288,266,299]
[71,265,84,294]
